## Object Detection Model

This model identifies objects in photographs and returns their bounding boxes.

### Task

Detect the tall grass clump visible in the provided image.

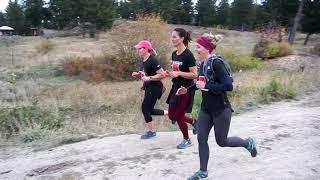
[258,74,299,104]
[310,43,320,56]
[35,38,55,54]
[0,101,63,139]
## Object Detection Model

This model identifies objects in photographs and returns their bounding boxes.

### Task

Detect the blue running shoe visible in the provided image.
[141,131,156,139]
[245,137,257,157]
[177,139,192,149]
[187,170,208,180]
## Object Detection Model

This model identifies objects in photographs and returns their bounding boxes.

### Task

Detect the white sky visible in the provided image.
[0,0,9,12]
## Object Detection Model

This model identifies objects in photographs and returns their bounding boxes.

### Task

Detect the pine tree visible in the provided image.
[180,0,194,24]
[117,1,133,19]
[153,0,176,23]
[0,12,6,26]
[263,0,299,26]
[254,3,270,26]
[230,0,255,30]
[5,0,26,34]
[216,0,229,26]
[84,0,116,29]
[195,0,217,26]
[49,0,73,29]
[301,0,320,45]
[49,0,86,29]
[170,0,194,24]
[24,0,45,27]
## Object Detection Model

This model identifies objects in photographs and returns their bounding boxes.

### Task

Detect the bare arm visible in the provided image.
[179,66,198,79]
[168,66,198,79]
[150,68,166,80]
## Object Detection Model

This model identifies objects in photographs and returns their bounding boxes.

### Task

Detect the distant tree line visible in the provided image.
[0,0,318,44]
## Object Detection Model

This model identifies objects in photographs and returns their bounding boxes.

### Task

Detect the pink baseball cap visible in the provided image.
[134,40,157,55]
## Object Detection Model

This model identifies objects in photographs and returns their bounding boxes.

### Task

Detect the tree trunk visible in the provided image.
[288,0,305,45]
[304,33,311,45]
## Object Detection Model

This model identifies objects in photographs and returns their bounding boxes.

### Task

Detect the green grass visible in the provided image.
[191,91,202,118]
[258,76,297,104]
[20,131,43,143]
[0,102,63,138]
[264,42,292,59]
[218,49,261,72]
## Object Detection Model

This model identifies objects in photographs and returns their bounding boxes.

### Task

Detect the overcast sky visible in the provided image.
[0,0,9,12]
[0,0,262,13]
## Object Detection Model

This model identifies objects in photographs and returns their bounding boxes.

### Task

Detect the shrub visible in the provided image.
[63,53,137,82]
[111,14,171,69]
[310,44,320,56]
[63,15,171,83]
[253,38,292,59]
[27,63,64,78]
[218,49,261,72]
[0,102,63,138]
[258,77,297,103]
[20,131,43,143]
[35,39,55,54]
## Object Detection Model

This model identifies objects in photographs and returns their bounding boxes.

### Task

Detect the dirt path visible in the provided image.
[1,92,320,180]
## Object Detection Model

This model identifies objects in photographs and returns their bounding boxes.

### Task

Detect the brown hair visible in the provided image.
[174,28,192,47]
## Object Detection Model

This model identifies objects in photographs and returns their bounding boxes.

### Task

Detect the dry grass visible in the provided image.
[191,66,309,117]
[230,68,303,110]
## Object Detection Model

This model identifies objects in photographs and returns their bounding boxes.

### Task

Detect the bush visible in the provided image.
[63,53,137,82]
[218,49,261,72]
[35,39,55,54]
[0,102,63,138]
[310,44,320,56]
[20,131,43,143]
[258,77,297,103]
[111,14,171,69]
[253,38,292,59]
[27,63,64,78]
[63,15,171,83]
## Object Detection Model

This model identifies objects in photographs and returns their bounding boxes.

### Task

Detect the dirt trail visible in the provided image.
[1,91,320,180]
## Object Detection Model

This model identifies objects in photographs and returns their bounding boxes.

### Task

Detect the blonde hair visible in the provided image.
[202,33,223,46]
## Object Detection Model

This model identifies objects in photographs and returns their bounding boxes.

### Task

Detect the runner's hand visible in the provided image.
[196,81,206,89]
[141,76,151,82]
[168,71,180,78]
[132,72,139,78]
[176,86,187,96]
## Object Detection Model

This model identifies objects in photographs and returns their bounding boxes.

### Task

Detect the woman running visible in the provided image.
[176,33,258,179]
[132,40,167,139]
[166,28,198,149]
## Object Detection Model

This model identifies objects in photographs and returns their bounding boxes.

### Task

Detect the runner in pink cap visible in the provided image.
[134,40,157,56]
[132,40,167,139]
